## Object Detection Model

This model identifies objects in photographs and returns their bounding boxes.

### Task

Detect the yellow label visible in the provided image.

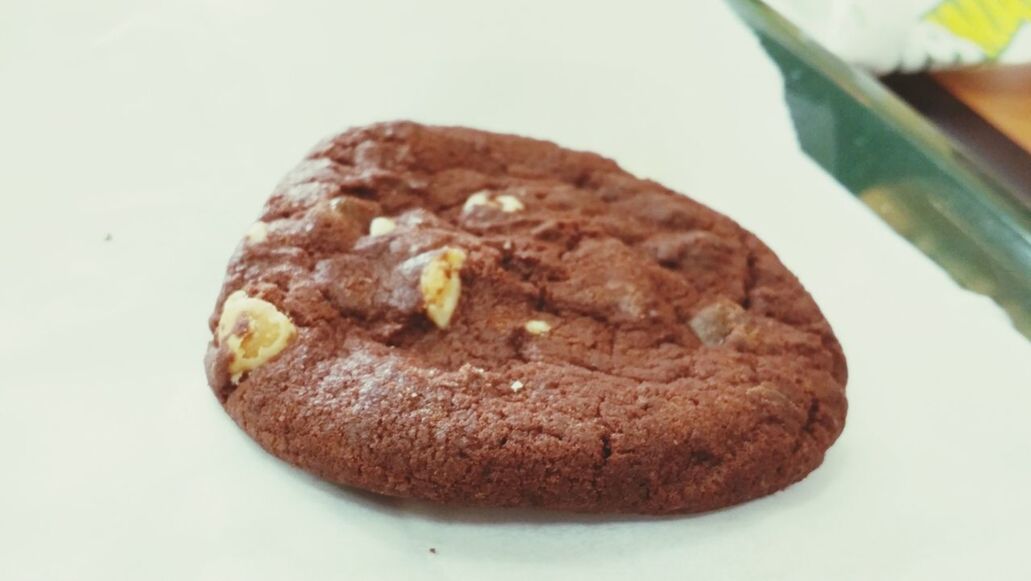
[926,0,1031,58]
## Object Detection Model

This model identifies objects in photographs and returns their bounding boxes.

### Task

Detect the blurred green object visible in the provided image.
[730,0,1031,339]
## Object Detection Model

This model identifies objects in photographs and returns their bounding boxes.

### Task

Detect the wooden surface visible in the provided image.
[933,65,1031,154]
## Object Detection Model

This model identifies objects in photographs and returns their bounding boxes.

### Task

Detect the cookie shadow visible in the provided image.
[289,451,845,565]
[317,480,707,525]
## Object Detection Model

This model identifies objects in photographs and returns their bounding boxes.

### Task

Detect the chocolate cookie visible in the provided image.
[205,122,847,514]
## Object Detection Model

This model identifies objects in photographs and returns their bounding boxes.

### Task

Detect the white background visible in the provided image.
[1,1,1029,579]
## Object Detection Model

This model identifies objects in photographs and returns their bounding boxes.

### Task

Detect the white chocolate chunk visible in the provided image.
[524,320,552,335]
[462,190,526,214]
[216,290,297,383]
[419,248,467,329]
[368,216,397,236]
[462,191,491,213]
[689,300,745,346]
[246,221,269,244]
[510,380,525,392]
[495,194,525,213]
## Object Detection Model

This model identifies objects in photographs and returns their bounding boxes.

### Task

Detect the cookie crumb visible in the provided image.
[429,548,437,555]
[103,233,113,242]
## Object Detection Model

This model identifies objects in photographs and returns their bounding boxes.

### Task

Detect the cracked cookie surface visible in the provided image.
[205,121,847,514]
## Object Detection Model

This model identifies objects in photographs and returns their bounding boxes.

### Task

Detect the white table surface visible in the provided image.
[1,1,1029,579]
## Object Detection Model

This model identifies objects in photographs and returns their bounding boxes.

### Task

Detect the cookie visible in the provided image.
[205,122,847,514]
